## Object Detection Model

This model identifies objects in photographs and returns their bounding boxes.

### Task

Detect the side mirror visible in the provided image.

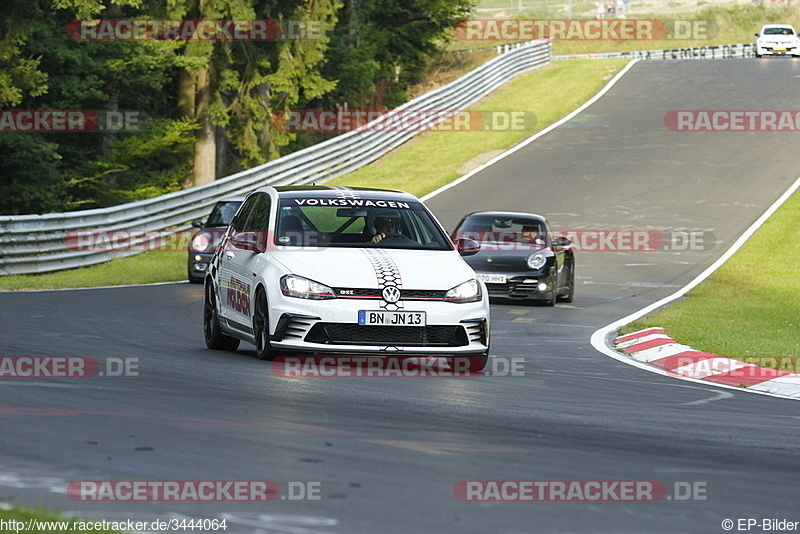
[551,236,571,250]
[191,219,205,228]
[456,237,481,256]
[231,231,266,253]
[755,33,759,37]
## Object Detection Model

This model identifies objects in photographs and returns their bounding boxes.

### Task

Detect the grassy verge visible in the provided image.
[0,504,122,533]
[448,5,800,56]
[623,189,800,370]
[0,58,629,291]
[0,250,185,291]
[553,5,800,55]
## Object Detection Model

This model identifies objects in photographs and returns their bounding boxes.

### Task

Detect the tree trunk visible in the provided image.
[192,65,215,187]
[177,69,196,119]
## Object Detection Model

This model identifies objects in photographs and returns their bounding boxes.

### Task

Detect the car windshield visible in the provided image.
[275,198,453,250]
[763,27,794,35]
[455,215,549,245]
[205,201,242,227]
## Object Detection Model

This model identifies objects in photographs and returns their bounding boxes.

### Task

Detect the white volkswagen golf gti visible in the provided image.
[203,186,490,370]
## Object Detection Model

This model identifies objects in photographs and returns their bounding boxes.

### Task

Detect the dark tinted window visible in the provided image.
[243,194,272,232]
[229,194,260,233]
[205,201,243,227]
[455,215,548,244]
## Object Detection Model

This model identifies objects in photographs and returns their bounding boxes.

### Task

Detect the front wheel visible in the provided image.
[253,290,277,361]
[543,288,556,306]
[558,264,575,303]
[204,281,240,351]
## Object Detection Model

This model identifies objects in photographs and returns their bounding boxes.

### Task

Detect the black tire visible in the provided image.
[544,288,556,306]
[558,264,575,303]
[253,289,276,361]
[204,281,240,351]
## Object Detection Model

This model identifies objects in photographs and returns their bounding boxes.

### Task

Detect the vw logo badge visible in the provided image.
[382,285,401,303]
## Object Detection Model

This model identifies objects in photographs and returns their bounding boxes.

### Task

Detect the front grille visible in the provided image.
[333,288,447,301]
[486,281,540,295]
[305,323,468,347]
[274,314,317,341]
[464,321,486,345]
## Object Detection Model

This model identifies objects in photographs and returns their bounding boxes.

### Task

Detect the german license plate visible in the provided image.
[358,310,426,326]
[477,273,507,284]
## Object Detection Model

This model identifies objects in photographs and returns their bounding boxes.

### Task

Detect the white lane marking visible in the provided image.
[590,174,800,401]
[680,390,735,406]
[421,59,640,202]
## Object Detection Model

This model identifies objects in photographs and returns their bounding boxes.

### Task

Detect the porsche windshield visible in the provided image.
[456,215,549,246]
[275,198,453,250]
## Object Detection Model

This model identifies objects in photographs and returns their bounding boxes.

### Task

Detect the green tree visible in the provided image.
[0,134,62,215]
[0,0,51,107]
[164,0,341,184]
[322,0,471,109]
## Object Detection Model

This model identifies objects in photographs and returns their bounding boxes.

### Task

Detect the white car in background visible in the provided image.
[755,24,800,57]
[203,186,490,371]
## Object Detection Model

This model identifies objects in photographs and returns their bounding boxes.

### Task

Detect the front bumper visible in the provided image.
[265,284,490,355]
[478,272,556,301]
[757,44,798,55]
[189,252,214,279]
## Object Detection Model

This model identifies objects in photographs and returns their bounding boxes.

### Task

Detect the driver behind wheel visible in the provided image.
[370,210,402,243]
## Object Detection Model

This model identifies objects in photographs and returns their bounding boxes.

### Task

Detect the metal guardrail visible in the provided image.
[0,40,552,276]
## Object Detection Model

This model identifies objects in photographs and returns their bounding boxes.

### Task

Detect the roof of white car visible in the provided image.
[267,185,418,202]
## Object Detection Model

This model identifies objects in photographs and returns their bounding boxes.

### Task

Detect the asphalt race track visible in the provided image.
[2,60,799,533]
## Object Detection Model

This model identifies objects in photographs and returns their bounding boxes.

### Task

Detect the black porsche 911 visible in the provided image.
[451,211,575,306]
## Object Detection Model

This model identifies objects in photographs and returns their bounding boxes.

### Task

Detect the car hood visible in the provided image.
[268,247,477,290]
[464,246,552,270]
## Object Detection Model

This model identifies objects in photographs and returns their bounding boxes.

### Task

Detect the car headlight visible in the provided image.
[527,253,547,270]
[280,275,335,300]
[445,279,481,303]
[191,232,212,252]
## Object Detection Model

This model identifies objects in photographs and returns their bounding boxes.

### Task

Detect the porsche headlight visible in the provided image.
[445,279,481,303]
[527,253,547,270]
[280,275,335,300]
